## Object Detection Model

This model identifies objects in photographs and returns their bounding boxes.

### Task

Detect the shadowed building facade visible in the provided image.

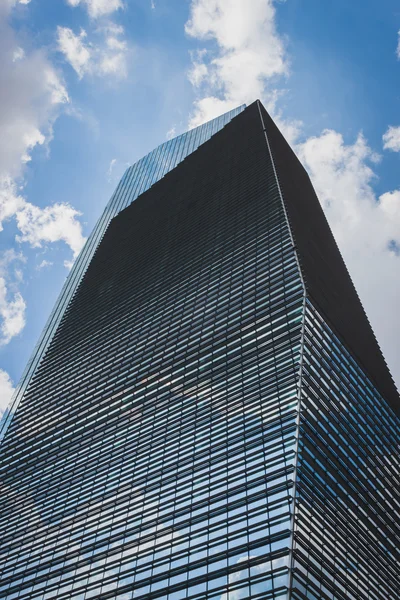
[0,101,399,600]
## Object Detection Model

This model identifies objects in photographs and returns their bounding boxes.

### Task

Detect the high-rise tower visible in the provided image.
[0,101,399,600]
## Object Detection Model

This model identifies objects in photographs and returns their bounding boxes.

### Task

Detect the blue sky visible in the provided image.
[1,0,400,412]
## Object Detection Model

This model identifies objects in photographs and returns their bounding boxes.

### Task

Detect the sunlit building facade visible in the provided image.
[0,101,399,600]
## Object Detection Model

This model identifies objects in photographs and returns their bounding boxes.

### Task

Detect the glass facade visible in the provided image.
[0,105,245,444]
[291,302,400,599]
[0,101,399,600]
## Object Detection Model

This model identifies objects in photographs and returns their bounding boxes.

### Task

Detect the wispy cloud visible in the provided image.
[0,11,68,180]
[166,126,176,140]
[0,278,26,346]
[0,250,27,346]
[187,49,208,88]
[0,1,88,342]
[57,27,91,79]
[107,158,117,182]
[37,259,53,270]
[0,369,15,417]
[383,125,400,152]
[1,179,85,262]
[12,46,25,61]
[57,24,128,79]
[66,0,123,20]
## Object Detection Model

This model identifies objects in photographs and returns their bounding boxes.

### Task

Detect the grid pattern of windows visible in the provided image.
[260,97,400,596]
[291,302,400,599]
[0,105,245,445]
[0,104,303,599]
[1,100,399,600]
[258,102,399,410]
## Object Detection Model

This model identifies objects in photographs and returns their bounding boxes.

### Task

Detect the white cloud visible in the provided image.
[106,157,129,185]
[66,0,123,19]
[0,369,15,417]
[57,27,91,79]
[105,36,126,51]
[21,129,46,164]
[6,0,31,5]
[297,131,400,385]
[188,50,208,88]
[57,25,128,79]
[0,12,68,179]
[0,2,86,347]
[397,30,400,59]
[0,178,85,262]
[63,258,75,270]
[37,259,53,270]
[12,46,24,61]
[100,22,124,36]
[16,202,85,259]
[0,4,70,314]
[166,126,176,140]
[107,158,117,181]
[0,278,26,345]
[0,250,26,345]
[99,41,127,77]
[0,177,24,226]
[188,60,208,88]
[383,126,400,152]
[0,179,84,342]
[185,0,288,127]
[0,248,26,278]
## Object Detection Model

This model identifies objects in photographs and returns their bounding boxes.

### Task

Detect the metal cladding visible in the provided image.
[0,101,399,600]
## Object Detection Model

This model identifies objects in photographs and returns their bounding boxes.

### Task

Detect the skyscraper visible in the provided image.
[0,101,399,600]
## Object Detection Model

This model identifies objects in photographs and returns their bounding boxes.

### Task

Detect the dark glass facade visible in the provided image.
[0,105,245,444]
[291,303,400,599]
[0,101,399,600]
